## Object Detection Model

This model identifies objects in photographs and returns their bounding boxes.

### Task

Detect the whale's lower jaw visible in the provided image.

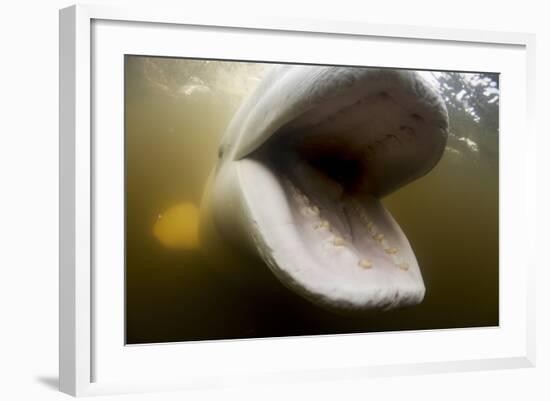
[233,158,425,312]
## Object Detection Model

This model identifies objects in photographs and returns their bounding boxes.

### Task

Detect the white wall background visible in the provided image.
[0,0,548,399]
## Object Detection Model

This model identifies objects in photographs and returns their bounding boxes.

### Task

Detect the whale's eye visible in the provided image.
[218,145,225,159]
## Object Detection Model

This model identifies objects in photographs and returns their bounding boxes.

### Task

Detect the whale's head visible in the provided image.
[202,65,449,312]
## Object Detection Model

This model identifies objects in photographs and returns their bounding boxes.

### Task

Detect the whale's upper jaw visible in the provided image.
[215,66,448,312]
[250,84,448,198]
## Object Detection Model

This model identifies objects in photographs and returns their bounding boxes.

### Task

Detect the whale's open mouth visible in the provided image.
[210,67,448,312]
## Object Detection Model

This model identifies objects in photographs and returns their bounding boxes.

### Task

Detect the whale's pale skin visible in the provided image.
[200,65,449,313]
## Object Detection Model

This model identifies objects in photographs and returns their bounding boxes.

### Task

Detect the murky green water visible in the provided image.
[125,56,498,344]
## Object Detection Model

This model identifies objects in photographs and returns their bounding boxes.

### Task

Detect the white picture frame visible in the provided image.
[59,3,536,397]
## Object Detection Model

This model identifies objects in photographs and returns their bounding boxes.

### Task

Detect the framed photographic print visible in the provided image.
[59,4,536,396]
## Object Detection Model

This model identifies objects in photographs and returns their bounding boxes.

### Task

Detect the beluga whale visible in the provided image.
[199,64,449,313]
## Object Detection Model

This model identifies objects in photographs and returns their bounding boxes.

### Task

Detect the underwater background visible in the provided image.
[125,56,499,344]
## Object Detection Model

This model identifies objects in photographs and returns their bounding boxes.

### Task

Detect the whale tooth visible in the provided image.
[397,261,410,271]
[367,221,375,232]
[315,219,330,230]
[373,233,385,242]
[301,205,320,217]
[384,247,399,255]
[358,259,373,269]
[298,194,310,205]
[331,236,345,247]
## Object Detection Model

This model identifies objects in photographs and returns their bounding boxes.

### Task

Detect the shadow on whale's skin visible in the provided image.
[199,65,449,313]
